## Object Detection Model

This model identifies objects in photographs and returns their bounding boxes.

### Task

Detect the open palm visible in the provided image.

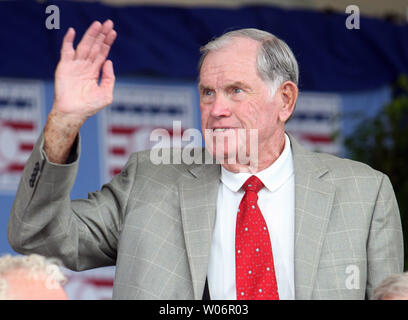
[54,20,117,120]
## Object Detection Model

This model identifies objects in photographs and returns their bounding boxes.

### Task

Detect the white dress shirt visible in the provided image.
[207,133,295,300]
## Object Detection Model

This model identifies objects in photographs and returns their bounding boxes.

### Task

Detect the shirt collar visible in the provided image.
[221,133,293,193]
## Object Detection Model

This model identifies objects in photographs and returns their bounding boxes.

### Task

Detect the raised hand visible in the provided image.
[44,20,117,164]
[54,20,117,121]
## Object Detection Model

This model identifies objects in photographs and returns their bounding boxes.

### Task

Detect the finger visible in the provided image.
[101,19,114,36]
[88,20,114,62]
[88,33,105,62]
[92,30,117,71]
[100,60,115,102]
[60,27,76,61]
[88,41,101,64]
[75,21,102,60]
[100,29,117,59]
[96,29,117,63]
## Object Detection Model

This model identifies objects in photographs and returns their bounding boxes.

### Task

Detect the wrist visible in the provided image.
[43,110,82,164]
[47,108,87,130]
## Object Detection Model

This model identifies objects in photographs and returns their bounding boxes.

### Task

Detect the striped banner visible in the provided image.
[100,82,197,183]
[287,92,341,155]
[63,266,115,300]
[0,79,43,193]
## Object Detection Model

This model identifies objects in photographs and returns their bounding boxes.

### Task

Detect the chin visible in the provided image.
[210,143,240,164]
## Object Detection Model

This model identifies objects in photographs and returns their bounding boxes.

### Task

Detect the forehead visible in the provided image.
[199,37,262,86]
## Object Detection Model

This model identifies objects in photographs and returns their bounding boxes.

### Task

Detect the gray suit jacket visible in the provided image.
[8,133,404,299]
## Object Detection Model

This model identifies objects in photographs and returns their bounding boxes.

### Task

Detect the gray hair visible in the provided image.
[198,28,299,96]
[371,272,408,300]
[0,254,67,300]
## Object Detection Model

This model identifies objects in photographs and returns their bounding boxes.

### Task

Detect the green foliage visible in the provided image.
[344,75,408,270]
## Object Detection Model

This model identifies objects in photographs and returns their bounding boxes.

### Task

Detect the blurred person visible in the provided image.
[372,272,408,300]
[8,20,403,300]
[0,254,68,300]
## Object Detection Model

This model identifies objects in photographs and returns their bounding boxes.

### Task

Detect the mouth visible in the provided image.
[211,128,237,133]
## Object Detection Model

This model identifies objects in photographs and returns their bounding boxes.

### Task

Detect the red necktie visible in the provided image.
[235,175,279,300]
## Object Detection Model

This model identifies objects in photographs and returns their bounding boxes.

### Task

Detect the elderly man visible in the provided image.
[8,20,403,300]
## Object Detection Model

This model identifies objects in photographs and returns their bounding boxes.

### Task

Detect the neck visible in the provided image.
[221,132,286,174]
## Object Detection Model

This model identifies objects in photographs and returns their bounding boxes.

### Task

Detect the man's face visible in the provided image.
[199,37,285,167]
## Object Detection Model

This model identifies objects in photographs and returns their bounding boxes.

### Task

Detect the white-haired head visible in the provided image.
[198,28,299,98]
[0,254,67,300]
[371,272,408,300]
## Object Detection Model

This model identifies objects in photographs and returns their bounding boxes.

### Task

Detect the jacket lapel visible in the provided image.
[178,135,336,300]
[179,154,221,299]
[289,134,335,299]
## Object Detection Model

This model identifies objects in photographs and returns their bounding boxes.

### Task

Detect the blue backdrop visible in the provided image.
[0,1,407,91]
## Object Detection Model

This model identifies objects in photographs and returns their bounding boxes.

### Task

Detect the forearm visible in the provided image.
[7,133,123,271]
[8,132,79,252]
[43,108,86,164]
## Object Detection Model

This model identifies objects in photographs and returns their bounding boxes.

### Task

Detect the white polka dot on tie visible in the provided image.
[256,248,259,252]
[245,227,248,231]
[259,289,262,293]
[237,250,241,254]
[241,292,244,296]
[263,226,267,230]
[248,270,252,274]
[266,267,270,271]
[252,205,255,209]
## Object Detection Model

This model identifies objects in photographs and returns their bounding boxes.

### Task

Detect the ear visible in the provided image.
[278,81,298,123]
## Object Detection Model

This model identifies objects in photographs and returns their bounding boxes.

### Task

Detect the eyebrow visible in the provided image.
[225,81,251,91]
[198,81,251,92]
[198,83,211,92]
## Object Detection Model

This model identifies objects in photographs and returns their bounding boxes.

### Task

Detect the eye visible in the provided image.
[203,89,214,96]
[233,87,243,94]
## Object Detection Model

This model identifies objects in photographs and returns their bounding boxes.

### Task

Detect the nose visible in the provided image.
[210,94,232,118]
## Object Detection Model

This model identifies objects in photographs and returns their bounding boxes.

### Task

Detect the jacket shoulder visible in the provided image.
[128,148,210,182]
[314,151,384,180]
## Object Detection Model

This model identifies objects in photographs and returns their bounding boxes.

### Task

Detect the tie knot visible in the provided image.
[242,175,264,194]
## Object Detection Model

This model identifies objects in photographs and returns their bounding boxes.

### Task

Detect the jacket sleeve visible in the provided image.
[7,133,138,271]
[366,173,404,299]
